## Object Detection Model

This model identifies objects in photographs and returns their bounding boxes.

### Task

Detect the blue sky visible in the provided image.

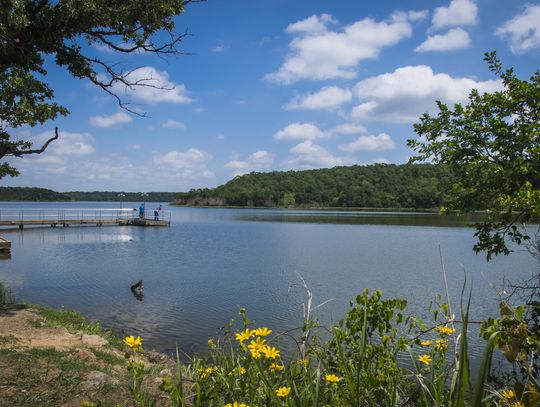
[5,0,540,192]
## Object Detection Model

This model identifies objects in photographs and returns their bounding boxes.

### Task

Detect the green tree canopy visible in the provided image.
[408,52,540,259]
[0,0,196,179]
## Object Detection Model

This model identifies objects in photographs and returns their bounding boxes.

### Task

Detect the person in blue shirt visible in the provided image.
[139,203,145,219]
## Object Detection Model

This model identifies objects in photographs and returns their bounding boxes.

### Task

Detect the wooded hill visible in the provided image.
[0,187,71,201]
[173,164,452,209]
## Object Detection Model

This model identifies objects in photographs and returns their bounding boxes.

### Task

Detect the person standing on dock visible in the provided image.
[139,203,145,219]
[154,205,163,221]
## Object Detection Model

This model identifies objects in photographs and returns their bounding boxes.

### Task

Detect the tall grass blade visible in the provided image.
[470,331,498,407]
[450,278,472,407]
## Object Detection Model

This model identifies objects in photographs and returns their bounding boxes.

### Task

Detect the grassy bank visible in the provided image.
[0,281,173,406]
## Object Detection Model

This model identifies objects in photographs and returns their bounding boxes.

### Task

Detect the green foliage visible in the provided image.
[480,301,540,404]
[328,289,409,405]
[408,52,540,259]
[175,163,452,209]
[0,0,190,178]
[0,186,71,201]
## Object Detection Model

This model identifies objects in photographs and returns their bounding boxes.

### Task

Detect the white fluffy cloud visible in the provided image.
[153,149,215,182]
[284,86,352,111]
[285,13,337,35]
[329,123,367,135]
[89,112,132,128]
[7,131,217,190]
[283,141,353,169]
[495,4,540,54]
[415,28,471,52]
[12,131,95,180]
[274,123,327,140]
[225,150,275,176]
[162,120,186,129]
[265,12,417,84]
[431,0,478,31]
[352,65,503,123]
[30,131,95,157]
[109,67,193,104]
[153,148,210,170]
[338,133,395,152]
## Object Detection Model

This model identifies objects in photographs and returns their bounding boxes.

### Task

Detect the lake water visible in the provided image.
[0,201,537,362]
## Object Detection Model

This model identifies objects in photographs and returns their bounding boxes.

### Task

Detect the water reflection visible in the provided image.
[0,203,536,364]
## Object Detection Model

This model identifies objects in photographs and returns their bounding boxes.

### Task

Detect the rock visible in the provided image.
[159,369,171,377]
[81,334,108,347]
[145,351,169,363]
[83,371,119,389]
[74,348,97,362]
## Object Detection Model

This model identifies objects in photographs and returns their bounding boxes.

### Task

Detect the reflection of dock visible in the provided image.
[0,236,11,255]
[0,208,171,229]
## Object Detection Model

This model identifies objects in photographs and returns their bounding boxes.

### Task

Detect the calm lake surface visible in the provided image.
[0,201,537,361]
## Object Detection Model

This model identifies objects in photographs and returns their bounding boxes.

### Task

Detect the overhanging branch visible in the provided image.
[13,126,59,156]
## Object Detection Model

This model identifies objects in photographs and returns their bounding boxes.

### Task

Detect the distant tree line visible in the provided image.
[0,187,71,201]
[173,163,454,209]
[0,188,180,202]
[63,192,180,202]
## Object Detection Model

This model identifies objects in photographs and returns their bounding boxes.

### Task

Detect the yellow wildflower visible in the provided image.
[502,389,515,399]
[253,327,272,337]
[435,339,448,351]
[262,345,280,359]
[224,403,249,407]
[420,340,433,346]
[200,366,216,379]
[269,363,285,372]
[235,329,253,343]
[511,402,524,407]
[276,386,291,397]
[248,337,267,359]
[297,358,309,365]
[435,326,455,335]
[207,338,214,346]
[123,335,142,350]
[326,374,341,383]
[228,367,247,376]
[418,354,432,366]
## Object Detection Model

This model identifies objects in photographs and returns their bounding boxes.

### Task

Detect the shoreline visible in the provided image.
[0,301,174,406]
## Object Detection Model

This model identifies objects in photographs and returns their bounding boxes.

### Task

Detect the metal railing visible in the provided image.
[0,208,171,225]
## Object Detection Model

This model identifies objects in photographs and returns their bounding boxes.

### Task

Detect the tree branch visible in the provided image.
[13,127,59,156]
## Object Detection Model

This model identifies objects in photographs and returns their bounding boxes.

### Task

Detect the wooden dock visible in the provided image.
[0,208,171,229]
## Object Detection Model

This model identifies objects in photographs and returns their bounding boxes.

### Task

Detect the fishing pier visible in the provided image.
[0,208,171,230]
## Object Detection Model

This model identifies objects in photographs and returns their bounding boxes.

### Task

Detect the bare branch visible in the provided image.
[13,127,59,156]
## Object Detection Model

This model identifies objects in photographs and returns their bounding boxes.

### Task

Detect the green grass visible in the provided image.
[90,348,125,366]
[35,307,104,335]
[0,347,103,406]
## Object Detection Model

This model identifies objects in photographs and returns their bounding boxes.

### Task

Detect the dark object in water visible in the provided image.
[131,280,144,300]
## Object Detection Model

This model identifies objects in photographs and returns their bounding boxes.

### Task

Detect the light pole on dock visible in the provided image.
[118,193,125,209]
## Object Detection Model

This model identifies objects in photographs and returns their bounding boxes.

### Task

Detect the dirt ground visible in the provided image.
[0,306,174,406]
